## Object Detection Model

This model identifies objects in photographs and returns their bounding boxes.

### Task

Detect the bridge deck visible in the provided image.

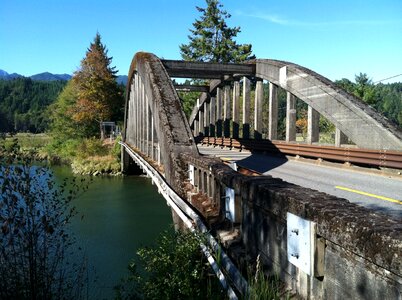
[198,144,402,220]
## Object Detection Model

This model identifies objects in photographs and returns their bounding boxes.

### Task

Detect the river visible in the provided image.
[52,166,173,299]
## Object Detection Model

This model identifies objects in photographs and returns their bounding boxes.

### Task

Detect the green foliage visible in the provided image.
[180,0,254,63]
[115,230,225,300]
[0,78,66,133]
[0,139,88,299]
[111,135,122,162]
[335,75,402,128]
[179,91,200,118]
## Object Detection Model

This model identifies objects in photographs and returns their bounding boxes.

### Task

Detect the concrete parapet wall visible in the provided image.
[181,153,401,299]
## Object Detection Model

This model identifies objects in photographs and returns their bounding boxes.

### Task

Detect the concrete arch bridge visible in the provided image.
[121,52,402,299]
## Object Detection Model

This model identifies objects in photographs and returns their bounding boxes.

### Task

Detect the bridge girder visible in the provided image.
[161,59,255,79]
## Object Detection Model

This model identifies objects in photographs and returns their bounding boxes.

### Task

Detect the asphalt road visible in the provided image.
[198,145,402,220]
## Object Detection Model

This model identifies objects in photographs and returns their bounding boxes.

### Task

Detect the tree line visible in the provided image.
[0,78,66,132]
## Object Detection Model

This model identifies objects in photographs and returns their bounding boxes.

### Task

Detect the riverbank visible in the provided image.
[1,133,122,176]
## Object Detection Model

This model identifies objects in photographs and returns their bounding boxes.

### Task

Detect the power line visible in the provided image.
[374,73,402,84]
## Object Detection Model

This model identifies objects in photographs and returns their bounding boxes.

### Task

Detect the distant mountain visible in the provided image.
[30,72,72,81]
[116,75,128,85]
[0,69,23,80]
[1,69,127,84]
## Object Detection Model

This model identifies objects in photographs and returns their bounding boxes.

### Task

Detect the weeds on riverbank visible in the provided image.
[1,133,122,175]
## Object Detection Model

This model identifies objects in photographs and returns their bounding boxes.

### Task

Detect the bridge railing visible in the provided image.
[199,136,402,169]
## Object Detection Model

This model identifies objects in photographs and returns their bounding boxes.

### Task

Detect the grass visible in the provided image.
[245,254,290,300]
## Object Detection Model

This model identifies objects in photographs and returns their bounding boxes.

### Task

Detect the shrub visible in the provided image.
[0,139,88,299]
[115,230,225,300]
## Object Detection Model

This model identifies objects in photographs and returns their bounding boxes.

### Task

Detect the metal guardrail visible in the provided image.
[120,142,248,299]
[199,137,402,169]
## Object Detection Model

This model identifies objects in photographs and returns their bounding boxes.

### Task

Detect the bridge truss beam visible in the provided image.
[161,59,255,79]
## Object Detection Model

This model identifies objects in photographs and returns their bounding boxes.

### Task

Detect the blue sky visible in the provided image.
[1,0,401,83]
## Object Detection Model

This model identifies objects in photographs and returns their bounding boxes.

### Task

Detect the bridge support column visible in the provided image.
[242,77,251,139]
[142,80,147,153]
[204,101,210,136]
[209,96,216,137]
[193,119,199,137]
[223,84,231,138]
[135,75,140,148]
[127,82,134,145]
[254,79,263,139]
[268,82,278,140]
[146,94,150,156]
[139,77,144,151]
[307,105,319,144]
[199,108,204,137]
[335,128,348,147]
[286,92,296,142]
[232,80,240,139]
[216,87,223,137]
[150,114,155,160]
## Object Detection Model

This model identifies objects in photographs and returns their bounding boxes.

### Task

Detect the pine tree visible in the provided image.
[180,0,255,63]
[71,33,123,138]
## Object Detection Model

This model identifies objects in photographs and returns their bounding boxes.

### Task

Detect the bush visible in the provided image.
[115,230,225,300]
[76,137,108,159]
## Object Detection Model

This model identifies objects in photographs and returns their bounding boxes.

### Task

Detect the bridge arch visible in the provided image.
[185,59,402,151]
[123,52,198,196]
[254,59,402,150]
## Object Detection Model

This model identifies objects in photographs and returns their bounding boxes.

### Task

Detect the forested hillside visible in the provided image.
[335,74,402,128]
[0,74,400,135]
[0,78,66,132]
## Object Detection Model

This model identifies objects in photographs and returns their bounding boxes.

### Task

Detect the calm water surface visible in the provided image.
[52,166,172,299]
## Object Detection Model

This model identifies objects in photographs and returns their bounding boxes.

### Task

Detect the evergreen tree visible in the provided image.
[180,0,255,63]
[71,33,124,138]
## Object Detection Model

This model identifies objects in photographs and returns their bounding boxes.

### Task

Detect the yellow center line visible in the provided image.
[335,186,402,205]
